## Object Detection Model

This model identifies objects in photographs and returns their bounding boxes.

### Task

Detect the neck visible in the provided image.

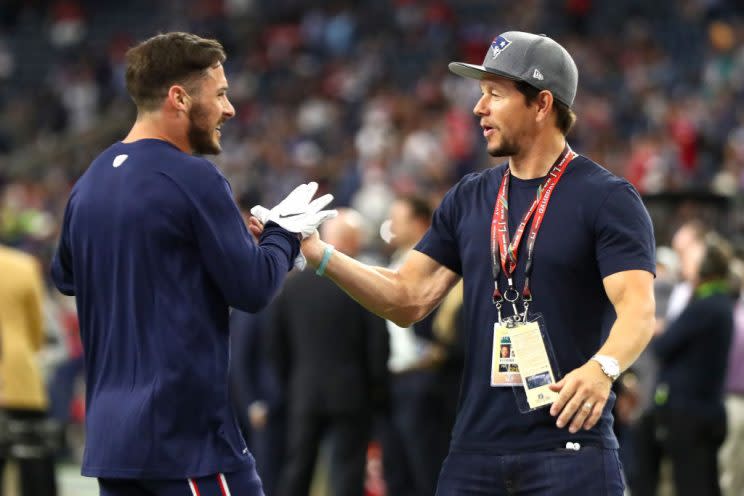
[123,112,191,154]
[508,131,567,180]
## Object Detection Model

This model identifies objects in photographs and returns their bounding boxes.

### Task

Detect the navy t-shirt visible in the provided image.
[415,154,655,454]
[51,139,299,478]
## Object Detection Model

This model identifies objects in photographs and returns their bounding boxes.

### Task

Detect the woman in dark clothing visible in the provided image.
[633,232,735,496]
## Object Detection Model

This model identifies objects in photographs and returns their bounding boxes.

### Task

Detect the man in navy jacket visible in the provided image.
[51,32,335,496]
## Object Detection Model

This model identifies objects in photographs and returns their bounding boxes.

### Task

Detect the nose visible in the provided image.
[224,97,236,119]
[473,94,488,117]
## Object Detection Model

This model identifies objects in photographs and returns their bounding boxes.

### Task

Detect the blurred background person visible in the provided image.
[633,232,735,496]
[616,244,680,488]
[229,307,284,496]
[720,256,744,496]
[665,220,709,325]
[630,219,710,491]
[268,209,389,496]
[0,242,57,496]
[229,194,286,496]
[378,195,454,496]
[44,293,83,463]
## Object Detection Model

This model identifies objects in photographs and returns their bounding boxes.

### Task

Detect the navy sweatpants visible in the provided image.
[99,466,264,496]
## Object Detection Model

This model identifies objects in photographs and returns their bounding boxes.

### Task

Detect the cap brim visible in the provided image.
[448,62,521,82]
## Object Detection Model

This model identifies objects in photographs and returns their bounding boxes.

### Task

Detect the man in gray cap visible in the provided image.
[291,31,656,495]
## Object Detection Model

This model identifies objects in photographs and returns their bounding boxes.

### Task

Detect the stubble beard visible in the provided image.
[187,102,221,155]
[487,135,520,158]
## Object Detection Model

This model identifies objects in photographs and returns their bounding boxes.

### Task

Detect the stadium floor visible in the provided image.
[3,462,98,496]
[4,460,331,496]
[58,464,99,496]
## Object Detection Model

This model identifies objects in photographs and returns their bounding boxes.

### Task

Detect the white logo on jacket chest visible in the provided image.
[113,154,128,168]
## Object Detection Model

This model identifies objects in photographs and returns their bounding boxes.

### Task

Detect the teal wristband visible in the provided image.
[315,245,335,276]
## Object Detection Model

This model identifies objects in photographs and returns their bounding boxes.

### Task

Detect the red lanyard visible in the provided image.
[490,145,576,305]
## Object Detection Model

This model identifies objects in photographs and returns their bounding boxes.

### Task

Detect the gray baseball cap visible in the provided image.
[449,31,579,107]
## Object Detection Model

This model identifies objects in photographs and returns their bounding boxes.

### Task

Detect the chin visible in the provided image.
[487,147,506,158]
[193,138,222,155]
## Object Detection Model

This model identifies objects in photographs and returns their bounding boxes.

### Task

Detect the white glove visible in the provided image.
[250,182,337,270]
[251,203,307,270]
[250,182,337,237]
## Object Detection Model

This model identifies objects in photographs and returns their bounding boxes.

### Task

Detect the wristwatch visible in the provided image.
[591,354,621,381]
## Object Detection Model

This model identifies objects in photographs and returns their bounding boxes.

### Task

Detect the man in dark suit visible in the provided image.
[269,209,389,496]
[229,308,285,496]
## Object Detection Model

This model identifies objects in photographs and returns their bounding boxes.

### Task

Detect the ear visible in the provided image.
[534,90,554,124]
[167,85,191,113]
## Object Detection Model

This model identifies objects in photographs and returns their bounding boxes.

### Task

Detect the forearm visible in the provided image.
[596,307,655,372]
[305,241,425,326]
[218,226,297,312]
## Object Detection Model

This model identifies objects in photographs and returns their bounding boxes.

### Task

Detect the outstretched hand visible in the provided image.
[250,182,337,238]
[548,360,612,433]
[251,182,337,271]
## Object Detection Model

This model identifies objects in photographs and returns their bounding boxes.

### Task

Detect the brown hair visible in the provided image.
[515,81,577,136]
[398,195,433,224]
[698,231,733,283]
[125,32,226,111]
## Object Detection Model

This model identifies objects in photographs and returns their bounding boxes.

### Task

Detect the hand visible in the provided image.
[248,401,269,430]
[548,360,612,434]
[250,182,337,239]
[248,216,264,240]
[249,213,307,270]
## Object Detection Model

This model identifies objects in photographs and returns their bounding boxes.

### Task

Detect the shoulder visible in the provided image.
[568,156,631,195]
[159,153,229,198]
[683,294,735,332]
[701,293,736,315]
[442,166,505,204]
[568,155,646,215]
[159,149,224,182]
[0,245,39,276]
[459,166,505,191]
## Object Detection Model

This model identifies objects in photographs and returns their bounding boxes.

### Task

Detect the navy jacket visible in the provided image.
[51,139,299,478]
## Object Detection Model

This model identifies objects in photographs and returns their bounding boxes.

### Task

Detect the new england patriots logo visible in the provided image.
[491,35,511,59]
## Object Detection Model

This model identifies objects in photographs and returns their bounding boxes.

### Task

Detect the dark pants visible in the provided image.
[435,447,624,495]
[47,356,85,424]
[379,371,450,496]
[99,465,264,496]
[0,409,58,496]
[277,410,370,496]
[246,409,285,496]
[632,409,726,496]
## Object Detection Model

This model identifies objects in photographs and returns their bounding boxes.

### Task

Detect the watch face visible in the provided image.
[595,356,619,379]
[607,362,620,378]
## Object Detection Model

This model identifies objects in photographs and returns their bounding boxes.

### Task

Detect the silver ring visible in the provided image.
[583,402,593,411]
[503,287,520,303]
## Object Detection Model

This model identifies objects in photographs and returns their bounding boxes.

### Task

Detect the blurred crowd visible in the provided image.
[2,0,744,495]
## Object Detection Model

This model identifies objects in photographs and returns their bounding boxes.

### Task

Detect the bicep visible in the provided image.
[594,183,656,279]
[603,269,655,318]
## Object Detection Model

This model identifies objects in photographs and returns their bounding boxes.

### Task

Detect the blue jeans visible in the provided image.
[435,446,625,495]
